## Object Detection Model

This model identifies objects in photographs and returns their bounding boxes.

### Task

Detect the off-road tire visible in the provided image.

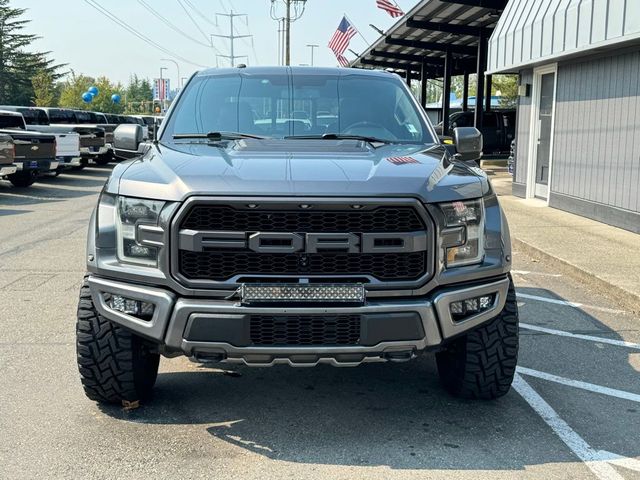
[8,171,36,188]
[436,276,519,399]
[76,276,160,405]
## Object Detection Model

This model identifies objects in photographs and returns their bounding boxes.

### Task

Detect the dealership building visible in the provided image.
[488,0,640,233]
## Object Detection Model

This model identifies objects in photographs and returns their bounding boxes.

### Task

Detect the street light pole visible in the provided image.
[159,66,168,111]
[161,58,180,91]
[306,44,318,66]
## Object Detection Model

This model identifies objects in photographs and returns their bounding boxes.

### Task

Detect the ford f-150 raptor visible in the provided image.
[77,67,518,405]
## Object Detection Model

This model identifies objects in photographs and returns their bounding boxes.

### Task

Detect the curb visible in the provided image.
[512,237,640,315]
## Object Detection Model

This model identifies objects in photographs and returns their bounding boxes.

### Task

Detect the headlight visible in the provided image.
[439,198,485,267]
[116,196,165,266]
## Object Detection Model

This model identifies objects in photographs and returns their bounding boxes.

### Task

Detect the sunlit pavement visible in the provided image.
[1,168,639,479]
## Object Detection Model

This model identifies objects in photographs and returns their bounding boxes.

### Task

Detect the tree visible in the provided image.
[491,74,519,107]
[58,72,124,113]
[0,0,64,105]
[31,70,56,106]
[125,75,153,113]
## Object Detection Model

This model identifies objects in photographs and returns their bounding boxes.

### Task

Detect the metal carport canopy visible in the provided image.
[350,0,507,131]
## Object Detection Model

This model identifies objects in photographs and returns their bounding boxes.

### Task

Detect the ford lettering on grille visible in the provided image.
[179,230,427,254]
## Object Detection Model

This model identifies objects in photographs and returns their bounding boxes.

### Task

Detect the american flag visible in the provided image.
[376,0,404,17]
[387,156,421,165]
[328,16,356,66]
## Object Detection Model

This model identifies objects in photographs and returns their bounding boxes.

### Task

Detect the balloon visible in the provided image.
[82,92,93,103]
[111,93,121,104]
[88,86,99,96]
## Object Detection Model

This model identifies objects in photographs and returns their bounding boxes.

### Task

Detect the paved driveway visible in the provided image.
[1,168,639,479]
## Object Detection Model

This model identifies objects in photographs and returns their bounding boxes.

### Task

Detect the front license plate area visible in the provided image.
[240,283,365,306]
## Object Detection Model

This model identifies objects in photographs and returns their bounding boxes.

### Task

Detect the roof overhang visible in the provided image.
[350,0,507,79]
[487,0,640,74]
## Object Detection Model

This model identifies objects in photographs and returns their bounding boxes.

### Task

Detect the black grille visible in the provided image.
[181,205,424,232]
[179,251,426,281]
[250,315,361,346]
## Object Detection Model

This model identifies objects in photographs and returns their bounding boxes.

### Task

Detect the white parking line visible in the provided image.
[520,323,640,350]
[513,374,625,480]
[517,367,640,403]
[512,270,563,277]
[516,292,626,314]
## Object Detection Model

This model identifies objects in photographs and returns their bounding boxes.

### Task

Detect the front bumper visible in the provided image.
[88,275,510,366]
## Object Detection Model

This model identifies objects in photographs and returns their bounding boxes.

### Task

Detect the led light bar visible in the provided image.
[449,294,495,321]
[241,284,365,304]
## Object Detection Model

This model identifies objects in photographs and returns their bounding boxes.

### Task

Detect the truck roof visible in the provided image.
[195,66,399,79]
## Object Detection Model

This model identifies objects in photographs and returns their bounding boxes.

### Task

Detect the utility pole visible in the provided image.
[285,0,291,66]
[270,1,307,66]
[306,44,318,66]
[212,10,252,67]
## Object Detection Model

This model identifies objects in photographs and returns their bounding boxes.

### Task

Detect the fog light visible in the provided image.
[108,294,155,319]
[464,298,479,311]
[449,293,496,321]
[450,301,464,315]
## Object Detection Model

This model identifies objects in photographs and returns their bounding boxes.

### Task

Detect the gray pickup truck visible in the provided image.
[77,67,518,406]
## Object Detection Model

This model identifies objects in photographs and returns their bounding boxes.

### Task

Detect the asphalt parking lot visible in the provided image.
[1,167,639,480]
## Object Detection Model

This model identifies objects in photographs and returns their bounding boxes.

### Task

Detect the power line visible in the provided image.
[83,0,208,68]
[181,0,218,28]
[137,0,211,48]
[176,0,215,46]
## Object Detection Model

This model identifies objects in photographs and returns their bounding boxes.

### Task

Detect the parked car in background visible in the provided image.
[132,115,157,139]
[0,110,57,187]
[435,110,516,156]
[0,106,82,173]
[0,133,17,179]
[37,107,107,168]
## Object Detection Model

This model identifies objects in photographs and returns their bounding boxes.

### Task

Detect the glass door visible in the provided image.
[534,72,555,199]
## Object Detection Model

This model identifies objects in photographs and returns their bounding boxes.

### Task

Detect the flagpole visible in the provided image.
[343,13,370,47]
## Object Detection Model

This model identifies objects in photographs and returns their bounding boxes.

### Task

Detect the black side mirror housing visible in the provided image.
[452,127,483,162]
[113,124,144,159]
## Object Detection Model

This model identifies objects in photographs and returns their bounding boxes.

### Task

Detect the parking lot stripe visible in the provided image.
[520,323,640,350]
[516,292,626,314]
[513,374,625,480]
[597,452,640,473]
[517,367,640,403]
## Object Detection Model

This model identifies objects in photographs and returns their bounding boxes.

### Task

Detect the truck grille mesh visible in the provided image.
[250,314,361,346]
[181,205,424,232]
[175,203,430,284]
[179,251,426,281]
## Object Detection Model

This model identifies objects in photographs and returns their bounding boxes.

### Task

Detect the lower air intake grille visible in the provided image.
[250,315,361,346]
[179,251,426,281]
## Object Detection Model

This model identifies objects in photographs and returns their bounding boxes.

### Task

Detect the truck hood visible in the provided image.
[109,139,489,203]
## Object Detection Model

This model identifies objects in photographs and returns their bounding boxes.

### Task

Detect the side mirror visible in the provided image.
[113,124,144,159]
[452,127,483,162]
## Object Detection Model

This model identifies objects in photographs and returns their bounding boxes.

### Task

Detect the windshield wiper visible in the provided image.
[173,131,265,140]
[285,133,393,144]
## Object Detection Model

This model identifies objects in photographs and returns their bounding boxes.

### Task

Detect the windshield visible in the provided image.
[163,72,434,144]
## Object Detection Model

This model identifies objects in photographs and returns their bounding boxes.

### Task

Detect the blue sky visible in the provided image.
[20,0,413,86]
